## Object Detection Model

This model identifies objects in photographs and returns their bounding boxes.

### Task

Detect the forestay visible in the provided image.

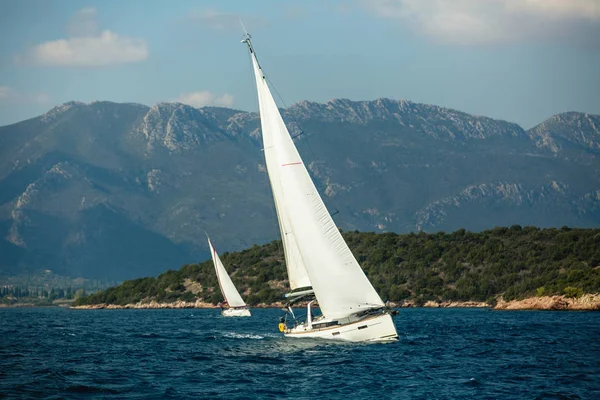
[248,43,385,320]
[207,236,246,308]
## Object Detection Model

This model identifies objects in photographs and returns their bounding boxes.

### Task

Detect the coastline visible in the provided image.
[68,294,600,311]
[0,299,75,308]
[398,300,489,308]
[493,294,600,311]
[70,300,219,310]
[70,300,290,310]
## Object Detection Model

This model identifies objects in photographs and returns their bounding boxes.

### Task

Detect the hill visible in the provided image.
[1,99,599,281]
[74,227,600,307]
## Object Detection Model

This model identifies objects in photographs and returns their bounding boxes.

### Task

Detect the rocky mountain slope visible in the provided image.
[0,99,599,280]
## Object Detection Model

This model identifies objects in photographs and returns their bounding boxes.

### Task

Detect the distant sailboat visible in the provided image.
[242,34,398,342]
[207,234,251,317]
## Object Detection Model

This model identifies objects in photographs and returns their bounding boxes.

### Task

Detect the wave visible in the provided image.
[2,308,598,399]
[132,332,164,339]
[223,332,265,340]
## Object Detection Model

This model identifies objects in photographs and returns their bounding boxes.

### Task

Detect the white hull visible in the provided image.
[284,313,398,342]
[221,308,251,317]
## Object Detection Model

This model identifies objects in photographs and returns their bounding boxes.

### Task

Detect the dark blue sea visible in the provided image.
[1,308,599,399]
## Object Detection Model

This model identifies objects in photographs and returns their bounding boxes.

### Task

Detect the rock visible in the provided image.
[494,294,600,311]
[421,300,489,308]
[70,300,219,309]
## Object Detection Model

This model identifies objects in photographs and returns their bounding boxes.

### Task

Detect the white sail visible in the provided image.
[248,54,311,291]
[207,236,246,308]
[248,43,385,320]
[268,162,312,290]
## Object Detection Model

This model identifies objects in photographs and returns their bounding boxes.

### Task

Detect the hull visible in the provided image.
[221,307,251,317]
[284,312,398,342]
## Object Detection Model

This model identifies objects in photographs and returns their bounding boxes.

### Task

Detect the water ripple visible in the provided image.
[1,308,599,399]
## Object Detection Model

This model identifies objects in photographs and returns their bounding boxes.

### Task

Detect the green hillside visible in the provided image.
[75,227,600,307]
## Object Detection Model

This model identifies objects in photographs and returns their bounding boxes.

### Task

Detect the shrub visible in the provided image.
[563,286,583,299]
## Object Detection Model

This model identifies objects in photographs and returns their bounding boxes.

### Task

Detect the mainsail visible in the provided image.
[207,236,246,308]
[246,38,385,320]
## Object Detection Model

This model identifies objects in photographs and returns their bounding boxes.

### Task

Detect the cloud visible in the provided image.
[363,0,600,45]
[16,8,148,67]
[0,86,52,104]
[506,0,600,20]
[0,86,9,99]
[28,31,148,67]
[282,4,308,19]
[173,91,234,108]
[66,7,100,37]
[187,9,267,31]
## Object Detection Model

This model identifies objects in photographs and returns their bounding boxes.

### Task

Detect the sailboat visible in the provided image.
[242,34,398,342]
[207,234,251,317]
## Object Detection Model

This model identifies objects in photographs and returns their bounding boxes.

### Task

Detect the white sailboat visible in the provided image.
[207,234,251,317]
[242,34,398,342]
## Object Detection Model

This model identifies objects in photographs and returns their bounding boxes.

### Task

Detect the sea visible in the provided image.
[1,307,599,399]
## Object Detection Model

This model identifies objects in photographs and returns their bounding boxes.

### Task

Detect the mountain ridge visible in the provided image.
[9,98,598,151]
[1,98,598,281]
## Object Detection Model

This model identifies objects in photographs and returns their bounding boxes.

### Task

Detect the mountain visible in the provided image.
[527,112,600,153]
[0,99,599,280]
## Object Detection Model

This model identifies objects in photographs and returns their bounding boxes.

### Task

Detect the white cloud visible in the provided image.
[66,7,100,37]
[187,9,267,31]
[173,91,234,108]
[505,0,600,20]
[0,86,9,100]
[17,8,148,67]
[0,86,52,104]
[29,30,148,67]
[364,0,600,44]
[33,93,52,104]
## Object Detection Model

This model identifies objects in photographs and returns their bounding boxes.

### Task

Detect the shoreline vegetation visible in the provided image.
[3,293,599,311]
[68,294,600,311]
[40,227,600,312]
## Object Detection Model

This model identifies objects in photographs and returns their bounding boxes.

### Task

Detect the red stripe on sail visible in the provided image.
[281,162,302,167]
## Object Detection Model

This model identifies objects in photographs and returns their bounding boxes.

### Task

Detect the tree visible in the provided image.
[563,286,583,298]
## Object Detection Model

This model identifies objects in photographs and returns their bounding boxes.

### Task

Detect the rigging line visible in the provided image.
[263,74,344,221]
[238,17,248,36]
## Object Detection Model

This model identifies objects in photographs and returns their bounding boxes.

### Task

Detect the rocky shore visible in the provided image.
[493,294,600,311]
[70,300,289,310]
[70,300,217,310]
[394,294,600,310]
[70,295,600,311]
[401,300,490,308]
[0,303,36,308]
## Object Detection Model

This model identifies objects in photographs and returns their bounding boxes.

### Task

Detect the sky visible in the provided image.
[0,0,599,129]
